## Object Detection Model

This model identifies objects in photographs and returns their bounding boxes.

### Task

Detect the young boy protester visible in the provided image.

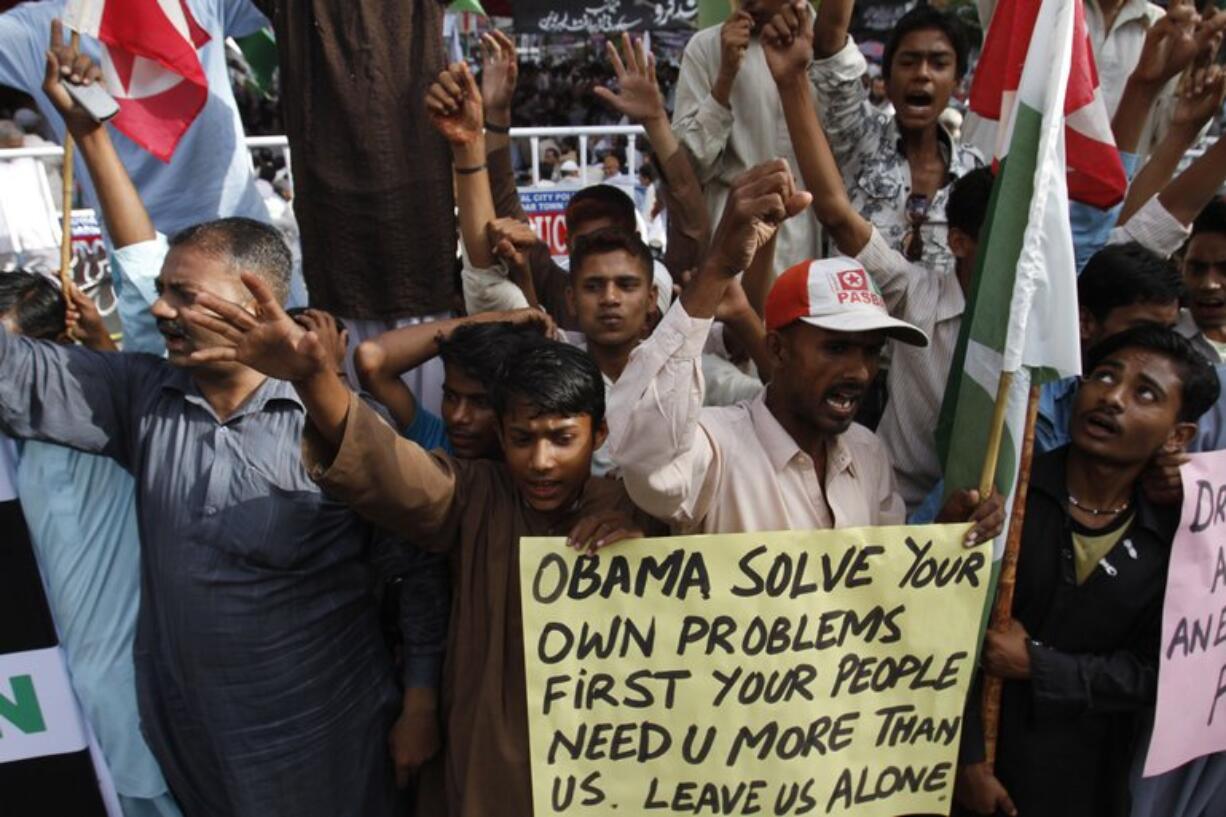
[953,326,1220,817]
[807,0,984,279]
[760,1,993,513]
[355,308,555,457]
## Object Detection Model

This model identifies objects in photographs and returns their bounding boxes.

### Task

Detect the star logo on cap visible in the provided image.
[837,270,867,291]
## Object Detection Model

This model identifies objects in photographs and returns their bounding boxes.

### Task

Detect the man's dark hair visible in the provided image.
[1084,325,1220,422]
[285,307,347,337]
[570,227,653,284]
[438,322,546,388]
[1192,197,1226,239]
[883,5,969,81]
[169,217,292,305]
[565,184,637,234]
[1079,242,1183,322]
[947,166,994,240]
[0,272,65,340]
[492,340,606,427]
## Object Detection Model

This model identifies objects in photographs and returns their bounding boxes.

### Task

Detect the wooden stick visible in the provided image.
[57,30,81,297]
[977,369,1015,498]
[981,382,1042,768]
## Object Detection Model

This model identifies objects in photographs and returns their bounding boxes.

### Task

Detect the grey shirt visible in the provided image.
[0,328,405,817]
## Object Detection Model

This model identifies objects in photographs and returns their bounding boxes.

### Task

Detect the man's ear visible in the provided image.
[767,329,786,370]
[948,227,974,260]
[565,284,577,318]
[1165,422,1199,454]
[1079,306,1097,348]
[592,417,609,452]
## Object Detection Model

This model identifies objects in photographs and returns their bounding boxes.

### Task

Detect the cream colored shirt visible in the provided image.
[672,25,822,270]
[606,301,906,534]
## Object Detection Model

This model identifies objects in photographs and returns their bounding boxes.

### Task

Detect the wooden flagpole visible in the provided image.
[57,30,81,298]
[981,382,1042,767]
[977,370,1015,498]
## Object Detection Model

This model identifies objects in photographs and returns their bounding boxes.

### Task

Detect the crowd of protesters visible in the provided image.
[2,0,1226,816]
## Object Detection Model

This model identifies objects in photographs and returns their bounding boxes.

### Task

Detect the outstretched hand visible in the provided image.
[42,18,103,137]
[426,61,484,146]
[593,33,666,125]
[180,273,331,382]
[760,0,814,85]
[706,159,812,275]
[480,30,518,115]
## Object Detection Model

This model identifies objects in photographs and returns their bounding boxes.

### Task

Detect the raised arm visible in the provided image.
[42,20,163,353]
[44,19,154,249]
[426,62,496,269]
[671,12,752,180]
[763,6,871,256]
[354,308,554,429]
[608,163,807,523]
[813,0,854,59]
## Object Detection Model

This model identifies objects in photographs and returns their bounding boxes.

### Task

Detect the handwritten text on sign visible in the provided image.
[519,525,988,816]
[1147,449,1226,775]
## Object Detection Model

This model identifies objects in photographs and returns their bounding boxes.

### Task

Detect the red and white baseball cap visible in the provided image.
[764,257,929,347]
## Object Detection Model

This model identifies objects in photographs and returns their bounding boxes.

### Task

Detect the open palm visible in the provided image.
[594,33,665,124]
[182,273,330,382]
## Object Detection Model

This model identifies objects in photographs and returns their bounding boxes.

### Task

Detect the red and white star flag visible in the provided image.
[969,0,1127,208]
[64,0,210,162]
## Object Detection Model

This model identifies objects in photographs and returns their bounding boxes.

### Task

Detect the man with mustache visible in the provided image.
[606,158,1003,544]
[954,325,1220,817]
[0,36,441,817]
[1177,199,1226,364]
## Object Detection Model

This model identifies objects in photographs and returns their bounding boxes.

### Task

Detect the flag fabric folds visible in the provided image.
[937,0,1087,566]
[64,0,211,162]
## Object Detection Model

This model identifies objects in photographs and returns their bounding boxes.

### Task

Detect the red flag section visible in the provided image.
[67,0,211,162]
[970,0,1127,208]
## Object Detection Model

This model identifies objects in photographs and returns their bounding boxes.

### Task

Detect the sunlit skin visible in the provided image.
[566,249,657,360]
[1080,301,1180,351]
[441,365,501,459]
[887,28,958,133]
[1183,231,1226,342]
[1070,348,1195,468]
[498,398,608,514]
[765,322,887,454]
[151,245,253,371]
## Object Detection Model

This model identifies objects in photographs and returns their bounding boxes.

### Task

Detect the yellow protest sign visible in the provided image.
[519,525,989,817]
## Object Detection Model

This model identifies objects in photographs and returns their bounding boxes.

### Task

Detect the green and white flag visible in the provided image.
[937,0,1094,569]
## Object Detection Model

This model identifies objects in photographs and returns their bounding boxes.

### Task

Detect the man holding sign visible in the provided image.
[955,326,1220,817]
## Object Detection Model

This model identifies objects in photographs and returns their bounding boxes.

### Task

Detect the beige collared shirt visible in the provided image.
[606,301,906,534]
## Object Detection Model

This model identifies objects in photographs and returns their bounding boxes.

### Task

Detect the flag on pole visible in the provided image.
[969,0,1128,209]
[936,0,1087,568]
[63,0,211,162]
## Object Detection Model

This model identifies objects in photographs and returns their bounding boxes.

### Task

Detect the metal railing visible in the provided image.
[0,124,648,191]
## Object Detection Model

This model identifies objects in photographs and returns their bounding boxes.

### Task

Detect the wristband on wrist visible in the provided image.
[485,121,510,134]
[455,163,488,175]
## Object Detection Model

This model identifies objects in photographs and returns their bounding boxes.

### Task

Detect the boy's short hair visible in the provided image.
[565,185,637,235]
[946,166,994,241]
[438,322,546,388]
[0,272,65,340]
[1191,197,1226,239]
[1079,242,1183,322]
[169,217,292,305]
[1084,325,1220,422]
[883,5,969,81]
[492,340,605,427]
[569,227,653,285]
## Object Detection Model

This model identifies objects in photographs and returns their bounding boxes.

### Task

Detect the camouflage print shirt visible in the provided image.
[808,38,985,281]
